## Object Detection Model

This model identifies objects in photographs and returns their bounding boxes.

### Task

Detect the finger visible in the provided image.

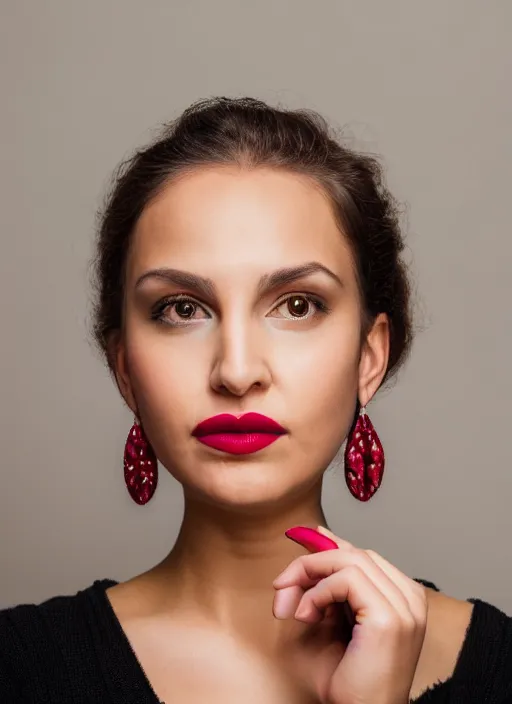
[274,550,412,619]
[317,526,426,618]
[317,527,416,597]
[315,525,353,550]
[364,549,427,620]
[273,584,304,620]
[295,565,398,627]
[274,551,337,589]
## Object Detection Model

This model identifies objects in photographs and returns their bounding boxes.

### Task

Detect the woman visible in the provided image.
[1,97,511,703]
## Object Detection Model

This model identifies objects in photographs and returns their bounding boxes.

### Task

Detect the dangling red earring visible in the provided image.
[124,419,158,505]
[344,405,385,502]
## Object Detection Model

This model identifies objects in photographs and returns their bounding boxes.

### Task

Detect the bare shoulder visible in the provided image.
[105,570,171,621]
[410,587,474,700]
[105,576,148,618]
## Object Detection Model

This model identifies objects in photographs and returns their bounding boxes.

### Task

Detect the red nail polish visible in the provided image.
[285,526,338,553]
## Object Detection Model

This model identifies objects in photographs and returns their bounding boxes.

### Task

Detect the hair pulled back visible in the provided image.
[92,96,413,385]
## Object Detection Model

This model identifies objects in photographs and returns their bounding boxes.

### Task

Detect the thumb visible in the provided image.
[316,525,353,550]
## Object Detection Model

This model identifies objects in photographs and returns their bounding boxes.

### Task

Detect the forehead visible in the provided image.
[128,166,354,281]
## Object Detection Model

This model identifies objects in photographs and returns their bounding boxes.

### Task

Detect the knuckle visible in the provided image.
[344,563,364,581]
[350,549,375,573]
[365,548,380,562]
[338,542,363,562]
[414,603,429,626]
[300,553,336,580]
[417,585,429,606]
[300,553,320,569]
[300,555,319,578]
[297,554,311,567]
[401,612,418,633]
[372,610,397,632]
[412,586,429,613]
[373,609,416,634]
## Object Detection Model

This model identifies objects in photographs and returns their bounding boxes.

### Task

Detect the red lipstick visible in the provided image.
[192,412,287,455]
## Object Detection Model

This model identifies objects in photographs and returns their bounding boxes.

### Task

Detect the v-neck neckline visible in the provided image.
[84,578,491,704]
[86,579,164,704]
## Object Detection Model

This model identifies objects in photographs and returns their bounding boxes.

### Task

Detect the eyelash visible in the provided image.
[150,293,330,327]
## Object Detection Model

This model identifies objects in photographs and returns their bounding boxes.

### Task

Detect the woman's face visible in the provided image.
[114,167,388,510]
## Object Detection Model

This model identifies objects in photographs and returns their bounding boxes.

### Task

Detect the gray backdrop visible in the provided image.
[1,0,511,612]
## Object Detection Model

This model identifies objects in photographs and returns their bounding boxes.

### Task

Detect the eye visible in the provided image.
[269,294,328,321]
[151,295,210,326]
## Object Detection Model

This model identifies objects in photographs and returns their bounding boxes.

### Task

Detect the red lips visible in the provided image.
[192,413,287,455]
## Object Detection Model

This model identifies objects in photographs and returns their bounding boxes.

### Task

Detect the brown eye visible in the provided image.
[287,296,309,317]
[271,294,321,321]
[174,300,196,319]
[152,296,210,326]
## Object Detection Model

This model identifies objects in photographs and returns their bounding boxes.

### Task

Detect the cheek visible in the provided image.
[124,326,206,436]
[276,318,361,454]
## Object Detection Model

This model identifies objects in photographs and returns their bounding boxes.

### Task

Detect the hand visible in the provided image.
[273,526,428,704]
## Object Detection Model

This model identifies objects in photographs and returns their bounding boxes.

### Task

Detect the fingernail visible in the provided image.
[285,526,338,553]
[273,592,295,620]
[294,603,310,620]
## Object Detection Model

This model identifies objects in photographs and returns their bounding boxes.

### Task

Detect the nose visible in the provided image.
[210,320,272,397]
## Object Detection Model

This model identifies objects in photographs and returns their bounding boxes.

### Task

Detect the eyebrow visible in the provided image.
[134,261,343,297]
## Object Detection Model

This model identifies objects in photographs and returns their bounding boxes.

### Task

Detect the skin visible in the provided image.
[107,166,473,703]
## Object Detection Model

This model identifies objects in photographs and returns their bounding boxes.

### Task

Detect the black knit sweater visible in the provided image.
[1,579,511,703]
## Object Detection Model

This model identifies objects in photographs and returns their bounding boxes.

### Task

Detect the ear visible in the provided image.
[107,331,138,416]
[358,313,390,407]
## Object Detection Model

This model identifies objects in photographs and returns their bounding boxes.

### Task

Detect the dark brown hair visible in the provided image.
[92,96,413,384]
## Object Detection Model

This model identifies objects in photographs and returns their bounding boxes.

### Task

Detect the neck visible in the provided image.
[152,481,328,650]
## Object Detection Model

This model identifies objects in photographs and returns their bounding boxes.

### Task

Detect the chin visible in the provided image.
[181,461,319,514]
[198,491,299,516]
